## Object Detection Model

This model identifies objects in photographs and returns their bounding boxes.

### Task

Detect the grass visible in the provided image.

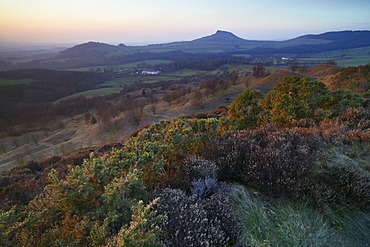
[117,59,171,68]
[0,78,36,86]
[53,72,183,103]
[232,184,370,246]
[166,69,208,77]
[54,87,120,103]
[298,46,370,67]
[68,59,172,72]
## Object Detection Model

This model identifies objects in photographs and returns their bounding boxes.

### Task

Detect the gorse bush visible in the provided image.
[126,118,219,188]
[221,76,365,130]
[221,88,263,130]
[260,76,331,126]
[0,118,221,246]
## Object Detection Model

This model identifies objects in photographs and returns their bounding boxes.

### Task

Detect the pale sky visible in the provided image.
[1,0,370,45]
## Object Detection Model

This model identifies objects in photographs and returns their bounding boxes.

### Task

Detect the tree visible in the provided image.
[252,65,265,79]
[230,70,239,84]
[326,60,337,65]
[202,78,219,96]
[289,62,299,72]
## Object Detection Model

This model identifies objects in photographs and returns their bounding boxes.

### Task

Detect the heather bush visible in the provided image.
[305,163,370,210]
[337,107,370,131]
[205,125,324,198]
[183,156,218,180]
[156,185,243,247]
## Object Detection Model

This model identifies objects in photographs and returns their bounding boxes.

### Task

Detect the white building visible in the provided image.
[141,70,162,75]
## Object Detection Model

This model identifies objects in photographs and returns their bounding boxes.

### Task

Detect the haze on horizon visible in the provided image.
[1,0,370,46]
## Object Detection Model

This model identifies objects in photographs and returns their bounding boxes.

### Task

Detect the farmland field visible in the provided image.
[0,78,36,86]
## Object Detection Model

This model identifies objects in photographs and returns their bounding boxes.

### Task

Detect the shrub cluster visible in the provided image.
[202,123,370,210]
[156,184,243,247]
[204,125,324,199]
[305,163,370,210]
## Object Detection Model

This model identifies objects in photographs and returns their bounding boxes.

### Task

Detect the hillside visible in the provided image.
[247,30,370,54]
[0,68,369,246]
[3,62,368,172]
[58,41,119,58]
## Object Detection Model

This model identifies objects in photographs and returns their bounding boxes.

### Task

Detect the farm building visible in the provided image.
[141,70,162,75]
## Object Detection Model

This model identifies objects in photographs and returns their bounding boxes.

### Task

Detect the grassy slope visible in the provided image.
[233,183,370,246]
[0,81,246,172]
[233,138,370,246]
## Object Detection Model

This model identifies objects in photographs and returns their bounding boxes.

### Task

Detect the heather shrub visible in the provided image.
[305,163,370,210]
[204,126,324,198]
[156,185,243,247]
[336,107,370,130]
[183,156,218,180]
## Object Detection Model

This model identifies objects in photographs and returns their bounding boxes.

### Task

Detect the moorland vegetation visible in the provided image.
[1,30,370,245]
[0,60,369,246]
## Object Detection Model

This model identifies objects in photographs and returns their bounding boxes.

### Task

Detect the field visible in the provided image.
[296,46,370,67]
[56,64,295,102]
[0,78,36,86]
[68,59,172,72]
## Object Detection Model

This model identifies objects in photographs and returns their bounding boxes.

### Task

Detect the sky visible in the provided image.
[1,0,370,45]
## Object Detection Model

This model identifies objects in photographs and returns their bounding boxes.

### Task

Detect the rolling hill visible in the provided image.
[1,30,370,71]
[33,30,370,59]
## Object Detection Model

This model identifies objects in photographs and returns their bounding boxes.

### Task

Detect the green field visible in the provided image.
[167,69,208,76]
[54,72,184,103]
[0,78,36,86]
[69,59,172,72]
[54,87,120,103]
[297,46,370,67]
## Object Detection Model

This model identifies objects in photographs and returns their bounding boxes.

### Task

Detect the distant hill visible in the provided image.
[193,30,246,42]
[2,30,369,71]
[58,30,370,57]
[247,30,370,54]
[58,41,118,58]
